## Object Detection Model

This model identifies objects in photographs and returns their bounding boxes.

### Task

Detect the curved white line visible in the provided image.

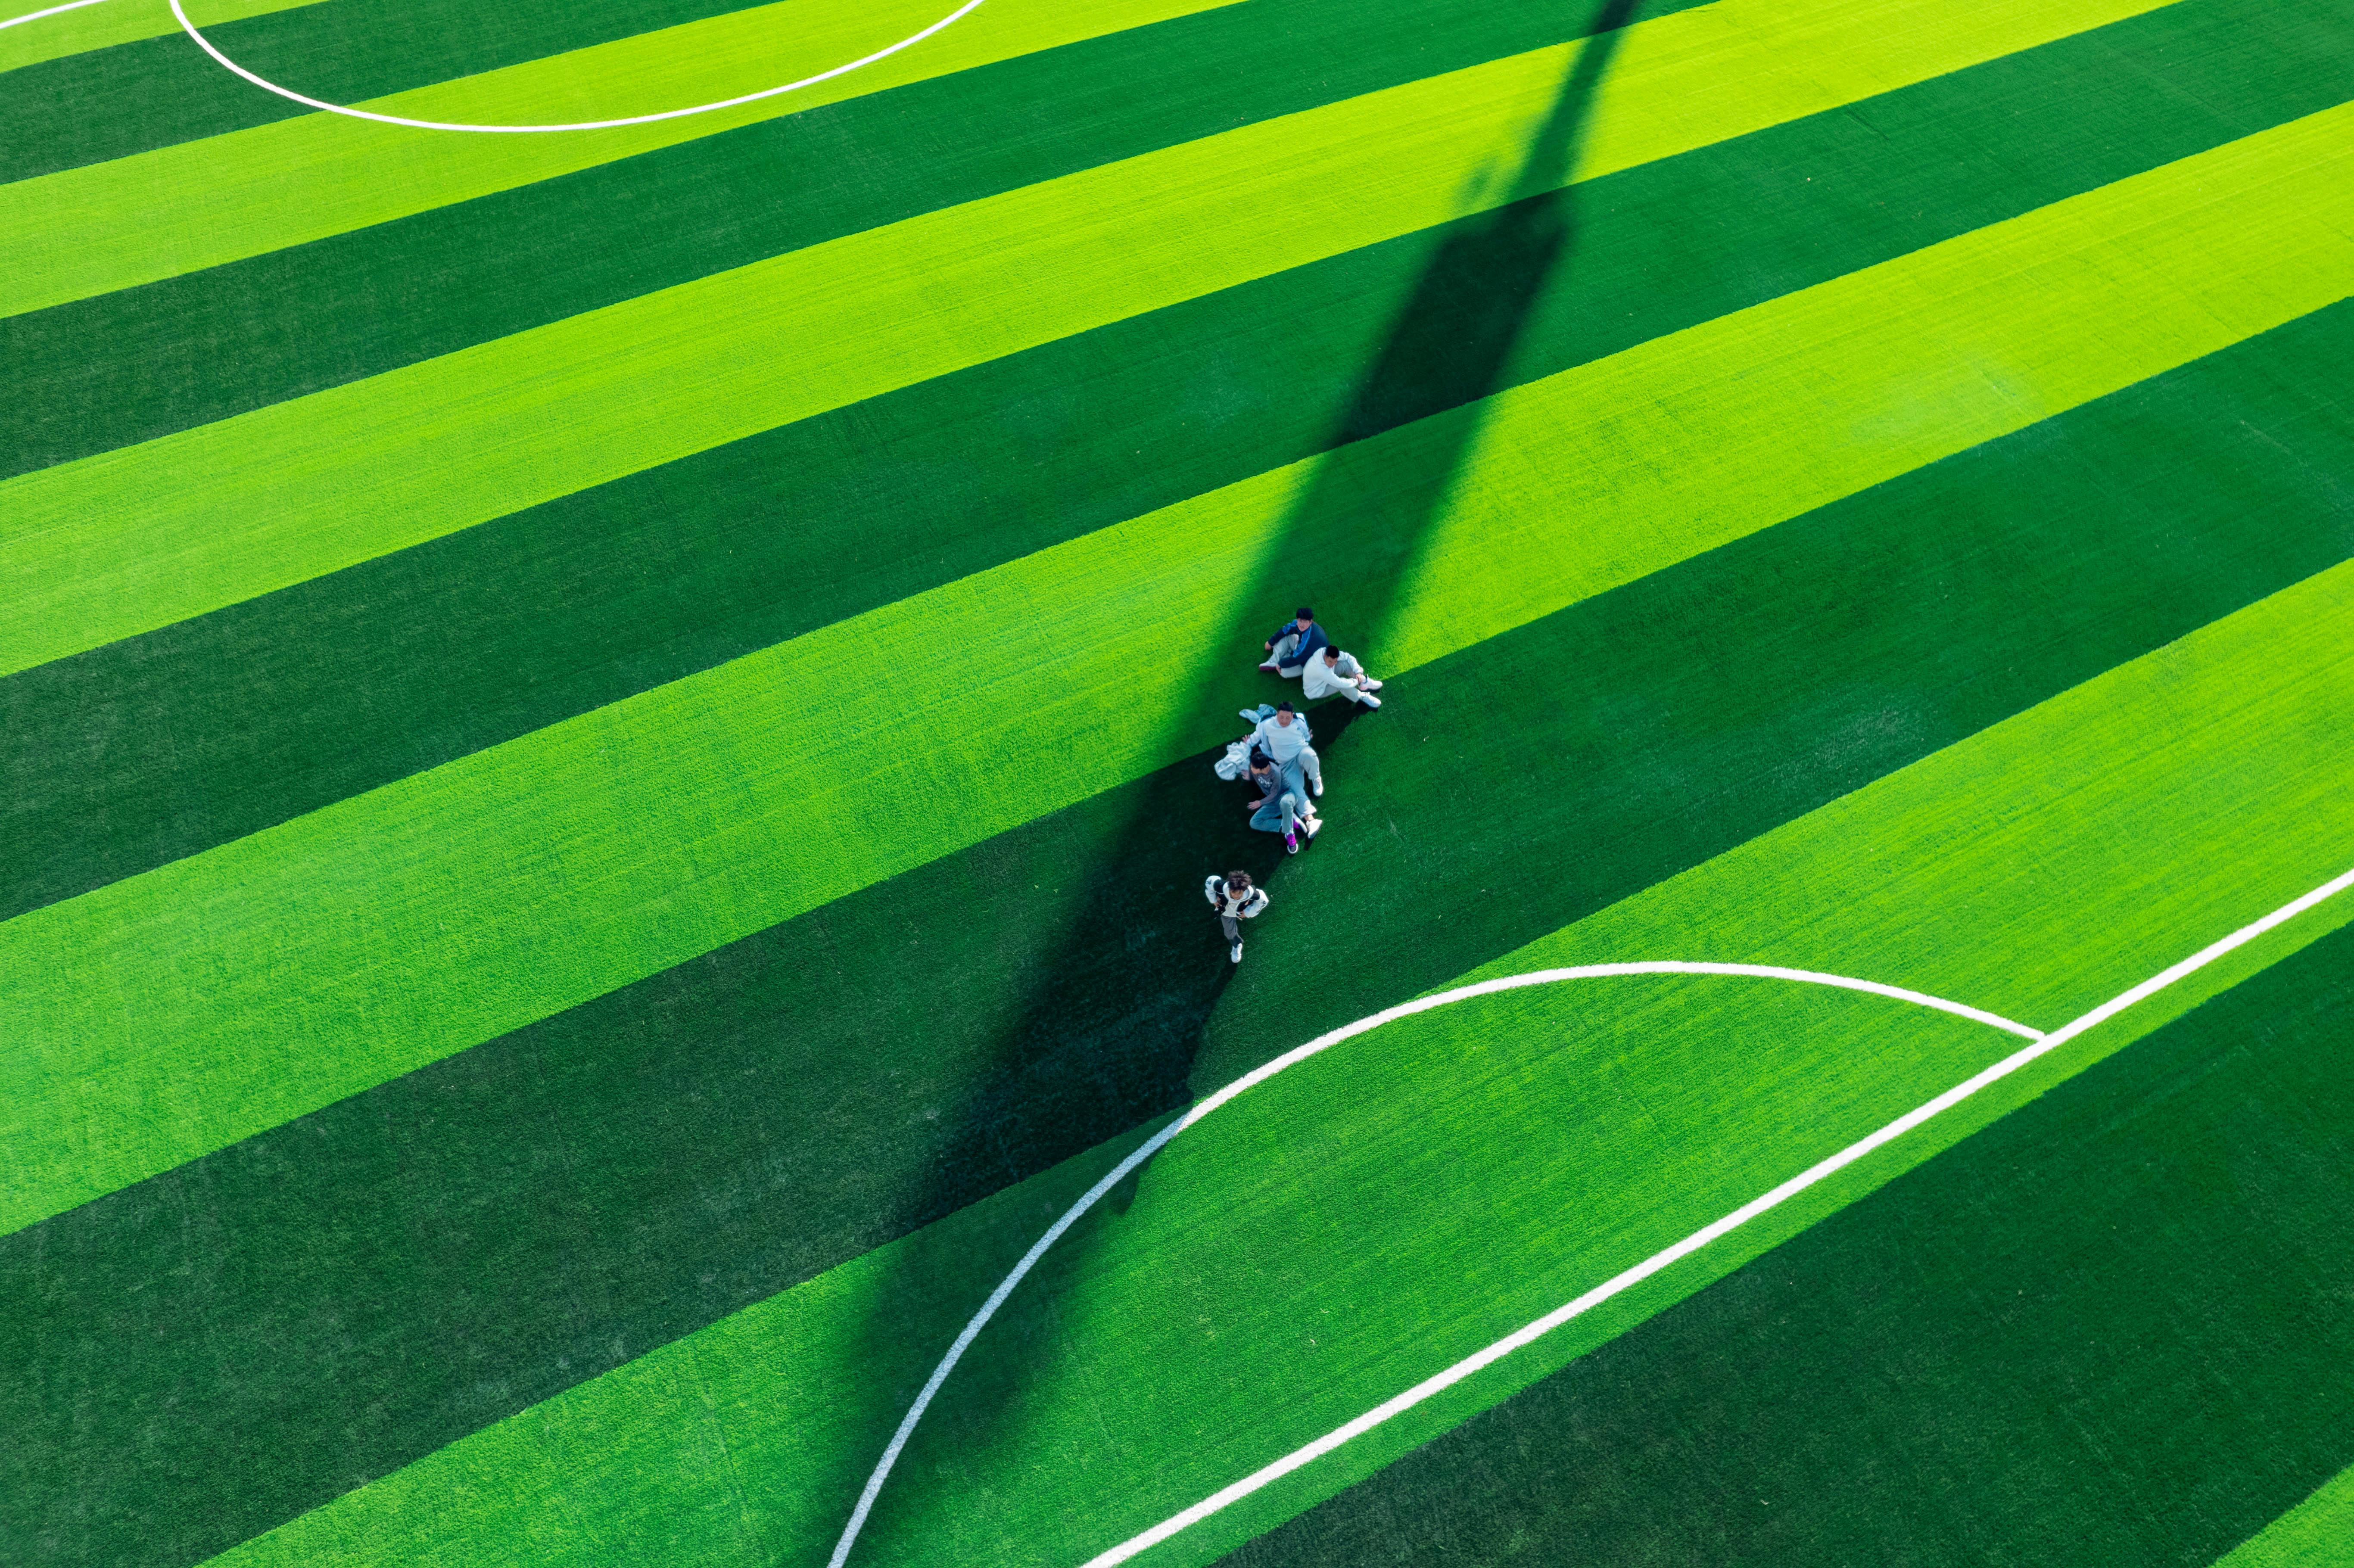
[828,961,2045,1568]
[0,0,112,32]
[1084,862,2354,1568]
[164,0,987,133]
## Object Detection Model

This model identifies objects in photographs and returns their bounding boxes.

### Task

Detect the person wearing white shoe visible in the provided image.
[1244,752,1317,853]
[1205,869,1269,963]
[1302,645,1383,708]
[1250,701,1326,799]
[1259,607,1330,677]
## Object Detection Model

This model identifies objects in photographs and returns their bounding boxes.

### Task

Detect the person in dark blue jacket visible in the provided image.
[1259,607,1330,677]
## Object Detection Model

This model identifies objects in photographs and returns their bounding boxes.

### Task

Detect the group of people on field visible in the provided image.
[1204,607,1386,964]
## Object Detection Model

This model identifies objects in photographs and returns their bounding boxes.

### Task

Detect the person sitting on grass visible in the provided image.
[1302,645,1383,708]
[1259,607,1330,678]
[1250,700,1325,800]
[1204,868,1268,964]
[1245,750,1319,855]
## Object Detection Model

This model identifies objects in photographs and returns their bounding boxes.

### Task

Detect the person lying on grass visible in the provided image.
[1302,645,1383,708]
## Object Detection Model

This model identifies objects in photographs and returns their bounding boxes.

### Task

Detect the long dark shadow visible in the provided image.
[822,6,1638,1554]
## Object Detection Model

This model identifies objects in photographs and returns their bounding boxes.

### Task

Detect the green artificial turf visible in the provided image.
[11,295,2353,1568]
[198,554,2354,1568]
[0,0,332,75]
[0,0,2193,675]
[0,0,1725,477]
[0,0,773,183]
[8,0,2338,917]
[1227,918,2354,1568]
[2217,1465,2354,1568]
[7,110,2345,1240]
[0,0,1235,317]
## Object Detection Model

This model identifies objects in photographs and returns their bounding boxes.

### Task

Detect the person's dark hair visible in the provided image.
[1276,701,1294,714]
[1227,870,1252,890]
[1295,606,1314,620]
[1320,646,1338,659]
[1249,748,1273,769]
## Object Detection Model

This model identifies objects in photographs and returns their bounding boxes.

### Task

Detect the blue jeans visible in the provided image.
[1251,789,1304,835]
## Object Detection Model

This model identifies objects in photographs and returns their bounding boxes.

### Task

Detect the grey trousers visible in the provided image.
[1221,914,1243,941]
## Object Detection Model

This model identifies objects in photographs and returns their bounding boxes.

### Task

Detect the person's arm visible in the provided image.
[1241,887,1269,917]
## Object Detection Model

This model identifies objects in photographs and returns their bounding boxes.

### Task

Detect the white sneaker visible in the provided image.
[1362,677,1384,691]
[1303,813,1323,838]
[1311,777,1324,798]
[1258,660,1281,673]
[1230,940,1245,963]
[1361,693,1382,709]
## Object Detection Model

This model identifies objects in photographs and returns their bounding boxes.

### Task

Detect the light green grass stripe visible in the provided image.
[0,0,2186,676]
[0,0,326,73]
[0,0,1239,318]
[206,557,2354,1568]
[867,563,2354,1567]
[3,104,2350,1240]
[2214,1465,2354,1568]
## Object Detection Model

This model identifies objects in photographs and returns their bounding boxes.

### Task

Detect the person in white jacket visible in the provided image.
[1302,646,1383,708]
[1205,869,1269,963]
[1251,701,1325,799]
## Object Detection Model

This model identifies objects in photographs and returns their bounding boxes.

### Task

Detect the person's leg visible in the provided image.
[1261,632,1298,671]
[1221,914,1241,943]
[1250,796,1288,833]
[1295,747,1323,795]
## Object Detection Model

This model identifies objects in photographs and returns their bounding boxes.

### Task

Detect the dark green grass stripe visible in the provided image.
[9,294,2353,1568]
[7,0,2345,924]
[1230,917,2354,1568]
[0,0,788,184]
[0,0,1694,480]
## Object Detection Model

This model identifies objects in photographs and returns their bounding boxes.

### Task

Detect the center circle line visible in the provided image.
[165,0,988,133]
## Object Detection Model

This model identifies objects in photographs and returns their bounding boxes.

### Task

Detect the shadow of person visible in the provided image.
[813,7,1642,1558]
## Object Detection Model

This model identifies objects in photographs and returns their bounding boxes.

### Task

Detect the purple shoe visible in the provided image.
[1284,828,1299,854]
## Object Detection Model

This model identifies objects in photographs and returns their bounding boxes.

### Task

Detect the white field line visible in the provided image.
[1079,862,2354,1568]
[0,0,110,31]
[168,0,984,131]
[154,0,986,132]
[0,0,987,120]
[828,961,2046,1568]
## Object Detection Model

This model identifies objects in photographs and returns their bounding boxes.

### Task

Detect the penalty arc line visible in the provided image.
[159,0,987,132]
[1080,859,2354,1568]
[828,961,2046,1568]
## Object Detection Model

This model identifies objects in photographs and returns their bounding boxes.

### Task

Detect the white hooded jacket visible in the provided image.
[1205,876,1270,920]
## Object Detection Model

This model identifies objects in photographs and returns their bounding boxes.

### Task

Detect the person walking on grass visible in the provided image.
[1205,868,1268,964]
[1302,645,1383,708]
[1246,750,1319,855]
[1251,701,1325,800]
[1260,607,1330,678]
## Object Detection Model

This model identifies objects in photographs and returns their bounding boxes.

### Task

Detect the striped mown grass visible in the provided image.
[192,551,2354,1568]
[0,0,1239,312]
[0,0,2200,662]
[0,0,790,181]
[6,0,2353,1560]
[8,98,2353,1235]
[9,0,2346,916]
[1234,920,2354,1567]
[0,0,1676,475]
[16,291,2352,1568]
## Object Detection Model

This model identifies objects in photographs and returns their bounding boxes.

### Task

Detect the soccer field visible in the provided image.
[7,0,2354,1562]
